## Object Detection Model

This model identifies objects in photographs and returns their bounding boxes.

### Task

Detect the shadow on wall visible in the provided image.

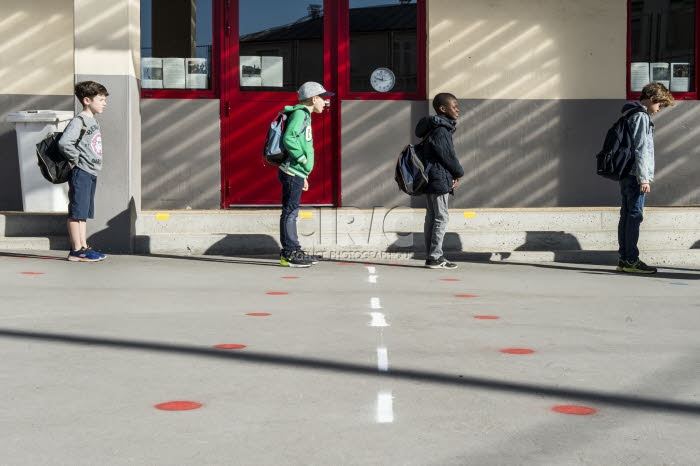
[87,197,137,254]
[514,231,582,251]
[342,12,700,208]
[0,95,73,211]
[140,99,221,210]
[133,233,280,256]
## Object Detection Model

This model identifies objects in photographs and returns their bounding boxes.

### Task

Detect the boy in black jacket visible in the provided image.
[415,93,465,269]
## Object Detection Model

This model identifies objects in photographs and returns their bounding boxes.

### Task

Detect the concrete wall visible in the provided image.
[74,0,141,253]
[428,0,626,99]
[340,99,700,208]
[140,99,222,209]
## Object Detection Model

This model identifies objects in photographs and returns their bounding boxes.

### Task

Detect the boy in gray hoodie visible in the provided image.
[58,81,109,262]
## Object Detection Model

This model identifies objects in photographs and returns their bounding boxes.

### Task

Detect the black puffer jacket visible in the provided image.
[415,115,464,195]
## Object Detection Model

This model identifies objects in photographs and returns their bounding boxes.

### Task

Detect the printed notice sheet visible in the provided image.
[163,58,186,89]
[630,62,650,91]
[141,57,163,89]
[671,63,690,92]
[650,62,670,89]
[186,58,208,89]
[241,56,284,87]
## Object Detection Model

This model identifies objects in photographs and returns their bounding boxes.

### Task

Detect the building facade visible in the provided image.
[1,0,698,248]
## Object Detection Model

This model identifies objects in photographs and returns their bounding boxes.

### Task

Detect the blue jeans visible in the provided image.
[618,175,645,263]
[424,193,450,260]
[278,169,304,256]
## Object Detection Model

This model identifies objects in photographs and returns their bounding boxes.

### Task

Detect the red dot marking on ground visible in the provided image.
[500,348,535,354]
[155,401,202,411]
[281,276,300,279]
[552,405,597,415]
[246,312,271,317]
[440,278,460,282]
[214,344,247,350]
[266,291,288,295]
[455,294,477,298]
[20,272,44,275]
[474,315,500,320]
[338,262,355,266]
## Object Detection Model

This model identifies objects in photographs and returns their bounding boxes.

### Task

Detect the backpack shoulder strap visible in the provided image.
[74,115,88,143]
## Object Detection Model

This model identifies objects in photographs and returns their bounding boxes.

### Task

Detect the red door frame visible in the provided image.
[220,0,340,207]
[220,0,425,207]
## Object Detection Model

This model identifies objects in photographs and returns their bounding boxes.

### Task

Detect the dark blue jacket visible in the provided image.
[415,115,464,194]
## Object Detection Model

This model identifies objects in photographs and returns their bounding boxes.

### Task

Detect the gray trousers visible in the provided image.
[424,193,450,260]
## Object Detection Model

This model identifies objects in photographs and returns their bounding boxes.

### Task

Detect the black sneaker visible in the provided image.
[621,259,657,274]
[297,249,321,264]
[425,256,458,269]
[280,251,312,268]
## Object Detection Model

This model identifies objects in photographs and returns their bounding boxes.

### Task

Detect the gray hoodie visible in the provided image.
[58,114,103,175]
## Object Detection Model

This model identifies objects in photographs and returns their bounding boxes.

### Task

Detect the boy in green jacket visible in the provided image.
[278,81,333,267]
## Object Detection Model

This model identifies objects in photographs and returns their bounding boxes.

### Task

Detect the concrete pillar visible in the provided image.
[74,0,141,253]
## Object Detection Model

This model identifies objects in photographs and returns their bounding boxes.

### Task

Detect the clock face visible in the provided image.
[370,67,395,92]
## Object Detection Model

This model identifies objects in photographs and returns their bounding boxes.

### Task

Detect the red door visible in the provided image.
[221,0,338,206]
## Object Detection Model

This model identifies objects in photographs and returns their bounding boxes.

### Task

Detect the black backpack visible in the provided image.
[395,134,433,196]
[35,116,86,184]
[596,107,647,181]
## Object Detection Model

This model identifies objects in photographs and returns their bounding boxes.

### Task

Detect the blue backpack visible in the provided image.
[263,110,309,167]
[596,107,647,181]
[395,140,432,196]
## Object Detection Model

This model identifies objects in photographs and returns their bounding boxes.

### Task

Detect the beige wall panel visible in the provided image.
[428,0,626,99]
[74,0,140,77]
[0,0,73,95]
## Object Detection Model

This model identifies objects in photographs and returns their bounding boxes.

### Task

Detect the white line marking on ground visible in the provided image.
[366,266,376,274]
[370,297,381,309]
[369,312,389,327]
[375,391,394,423]
[377,346,389,372]
[368,275,378,283]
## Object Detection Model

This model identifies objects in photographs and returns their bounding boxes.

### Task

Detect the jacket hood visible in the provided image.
[621,101,645,114]
[283,104,310,114]
[415,114,456,138]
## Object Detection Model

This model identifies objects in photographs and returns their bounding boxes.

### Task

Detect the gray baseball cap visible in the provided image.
[298,81,335,100]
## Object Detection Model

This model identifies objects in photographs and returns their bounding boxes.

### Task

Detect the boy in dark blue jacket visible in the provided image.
[415,93,464,269]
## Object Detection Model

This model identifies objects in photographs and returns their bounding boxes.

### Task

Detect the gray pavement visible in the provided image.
[1,250,699,466]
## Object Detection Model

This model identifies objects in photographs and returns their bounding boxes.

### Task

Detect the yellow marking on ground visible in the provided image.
[463,211,476,218]
[300,212,313,219]
[156,213,170,220]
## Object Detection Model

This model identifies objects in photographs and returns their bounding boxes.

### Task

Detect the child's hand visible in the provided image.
[303,179,309,191]
[640,183,651,193]
[452,178,460,189]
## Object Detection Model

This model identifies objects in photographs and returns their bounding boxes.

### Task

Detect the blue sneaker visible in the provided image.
[86,247,106,261]
[67,248,101,262]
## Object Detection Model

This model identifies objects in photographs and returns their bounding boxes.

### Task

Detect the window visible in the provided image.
[348,0,420,95]
[141,0,215,97]
[238,1,324,92]
[630,0,697,98]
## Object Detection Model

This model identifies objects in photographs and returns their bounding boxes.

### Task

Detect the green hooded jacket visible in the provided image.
[280,105,313,178]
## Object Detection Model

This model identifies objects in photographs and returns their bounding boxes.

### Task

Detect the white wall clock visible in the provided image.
[370,67,395,92]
